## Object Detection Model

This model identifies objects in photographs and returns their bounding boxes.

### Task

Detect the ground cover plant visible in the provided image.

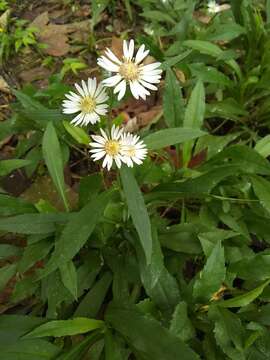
[2,0,270,358]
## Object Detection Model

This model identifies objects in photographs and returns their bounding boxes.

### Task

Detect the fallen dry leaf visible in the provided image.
[137,106,163,128]
[19,67,51,83]
[21,175,78,211]
[0,76,10,94]
[0,9,10,30]
[30,11,49,31]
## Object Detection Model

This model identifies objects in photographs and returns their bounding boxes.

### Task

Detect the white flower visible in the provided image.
[207,0,221,14]
[121,132,148,167]
[89,125,126,171]
[62,78,109,126]
[97,39,162,101]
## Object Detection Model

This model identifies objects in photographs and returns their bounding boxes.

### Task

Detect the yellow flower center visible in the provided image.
[80,96,96,113]
[119,62,139,81]
[105,140,120,156]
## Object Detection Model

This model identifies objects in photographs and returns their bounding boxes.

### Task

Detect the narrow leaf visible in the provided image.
[163,69,184,128]
[60,261,78,300]
[38,190,113,278]
[42,121,69,211]
[0,159,32,177]
[193,240,225,301]
[218,279,270,308]
[120,167,152,264]
[106,302,199,360]
[23,318,104,339]
[144,128,205,150]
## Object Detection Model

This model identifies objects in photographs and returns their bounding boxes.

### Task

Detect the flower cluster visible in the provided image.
[89,125,147,171]
[62,39,162,170]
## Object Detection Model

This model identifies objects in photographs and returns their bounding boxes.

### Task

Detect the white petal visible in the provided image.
[102,74,122,87]
[95,90,109,103]
[105,48,122,65]
[98,57,119,72]
[129,81,139,99]
[123,40,129,59]
[95,108,108,116]
[88,78,97,97]
[100,128,108,140]
[132,80,150,99]
[141,62,161,71]
[75,83,86,97]
[82,80,89,96]
[139,79,158,91]
[114,80,127,100]
[91,151,106,160]
[91,135,106,144]
[63,107,79,114]
[128,39,135,60]
[135,45,149,64]
[71,113,84,126]
[65,93,81,101]
[115,155,122,168]
[94,83,106,98]
[140,75,161,84]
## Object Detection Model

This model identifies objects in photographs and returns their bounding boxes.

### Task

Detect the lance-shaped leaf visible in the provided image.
[42,121,69,211]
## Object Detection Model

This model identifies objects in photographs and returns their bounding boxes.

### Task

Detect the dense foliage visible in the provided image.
[1,0,270,359]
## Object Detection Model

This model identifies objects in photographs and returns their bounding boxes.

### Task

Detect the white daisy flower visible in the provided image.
[207,0,221,14]
[121,132,148,167]
[62,78,109,126]
[89,125,126,171]
[97,39,162,101]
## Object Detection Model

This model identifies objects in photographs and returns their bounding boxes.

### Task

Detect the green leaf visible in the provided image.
[193,240,225,301]
[201,145,270,175]
[163,69,184,128]
[0,315,46,345]
[251,176,270,215]
[184,80,205,129]
[0,159,32,177]
[105,331,128,360]
[230,254,270,281]
[74,272,112,318]
[23,318,104,339]
[11,275,39,303]
[142,10,176,25]
[60,260,78,300]
[120,167,152,264]
[144,128,205,150]
[255,135,270,158]
[0,244,22,259]
[0,263,17,292]
[209,306,245,359]
[38,190,113,278]
[18,239,53,274]
[57,332,103,360]
[79,174,103,208]
[183,40,242,78]
[136,227,180,311]
[106,302,199,360]
[0,213,69,234]
[159,223,202,254]
[42,121,69,211]
[183,80,205,165]
[170,302,195,342]
[42,270,73,319]
[63,120,90,145]
[0,339,60,360]
[218,279,270,308]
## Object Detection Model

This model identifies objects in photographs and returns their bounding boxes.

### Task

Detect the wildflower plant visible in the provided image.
[62,39,160,171]
[3,1,270,359]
